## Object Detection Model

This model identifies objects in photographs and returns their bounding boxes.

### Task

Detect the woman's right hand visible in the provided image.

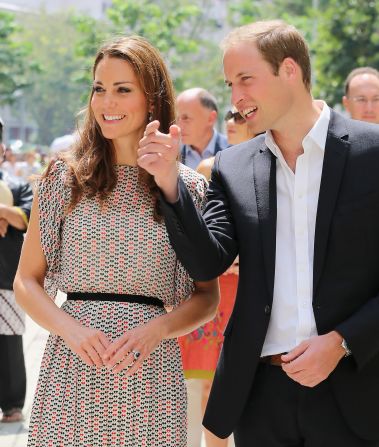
[61,323,111,367]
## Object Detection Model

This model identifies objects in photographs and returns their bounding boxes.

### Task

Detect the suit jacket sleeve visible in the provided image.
[160,156,238,281]
[335,295,379,371]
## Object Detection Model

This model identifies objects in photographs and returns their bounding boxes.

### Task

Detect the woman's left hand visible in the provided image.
[102,319,164,375]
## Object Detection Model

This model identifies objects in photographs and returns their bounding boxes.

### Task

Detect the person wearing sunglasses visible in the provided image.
[197,108,255,180]
[224,108,255,146]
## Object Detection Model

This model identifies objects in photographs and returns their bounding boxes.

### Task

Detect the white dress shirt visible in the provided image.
[261,102,331,356]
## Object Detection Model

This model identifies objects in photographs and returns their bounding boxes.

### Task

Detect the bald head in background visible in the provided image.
[343,67,379,124]
[176,88,227,169]
[176,88,218,152]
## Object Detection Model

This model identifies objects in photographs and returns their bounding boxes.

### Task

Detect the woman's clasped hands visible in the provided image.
[62,318,165,376]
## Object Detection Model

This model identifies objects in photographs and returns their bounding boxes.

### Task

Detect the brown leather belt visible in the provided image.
[260,353,286,366]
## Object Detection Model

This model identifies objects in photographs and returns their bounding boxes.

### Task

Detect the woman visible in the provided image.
[182,108,255,447]
[197,108,254,179]
[14,36,218,447]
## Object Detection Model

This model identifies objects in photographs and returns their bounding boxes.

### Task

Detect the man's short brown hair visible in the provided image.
[221,20,312,92]
[344,67,379,95]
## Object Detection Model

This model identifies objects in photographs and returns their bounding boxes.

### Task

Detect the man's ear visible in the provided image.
[209,110,218,126]
[280,57,297,79]
[342,95,351,113]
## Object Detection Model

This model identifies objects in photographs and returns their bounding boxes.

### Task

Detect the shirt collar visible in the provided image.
[265,101,331,157]
[185,129,217,156]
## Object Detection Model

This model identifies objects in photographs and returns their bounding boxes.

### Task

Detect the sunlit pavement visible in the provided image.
[0,309,48,447]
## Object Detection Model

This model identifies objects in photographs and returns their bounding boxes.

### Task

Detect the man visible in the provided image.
[342,66,379,124]
[177,88,227,169]
[0,118,33,422]
[138,20,379,446]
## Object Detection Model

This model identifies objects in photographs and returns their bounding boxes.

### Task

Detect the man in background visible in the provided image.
[177,88,227,170]
[0,117,33,422]
[343,67,379,124]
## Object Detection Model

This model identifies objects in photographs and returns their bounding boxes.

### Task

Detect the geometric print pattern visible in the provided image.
[0,289,25,335]
[28,301,187,447]
[28,161,207,446]
[38,162,207,306]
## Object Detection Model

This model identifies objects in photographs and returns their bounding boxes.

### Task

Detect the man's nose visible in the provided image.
[231,87,244,108]
[365,100,374,112]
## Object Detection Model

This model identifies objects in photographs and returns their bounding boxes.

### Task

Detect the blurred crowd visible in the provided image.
[0,147,47,186]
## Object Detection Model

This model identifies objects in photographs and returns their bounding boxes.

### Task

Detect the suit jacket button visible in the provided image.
[264,305,271,315]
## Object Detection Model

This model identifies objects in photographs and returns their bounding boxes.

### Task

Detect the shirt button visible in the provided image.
[264,305,271,315]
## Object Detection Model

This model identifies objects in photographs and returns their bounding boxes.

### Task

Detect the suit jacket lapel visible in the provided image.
[253,147,277,301]
[313,110,350,295]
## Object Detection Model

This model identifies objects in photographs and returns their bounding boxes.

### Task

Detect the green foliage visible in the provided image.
[17,10,86,145]
[0,12,35,104]
[229,0,379,107]
[227,0,313,26]
[73,0,226,106]
[70,14,110,91]
[313,0,379,105]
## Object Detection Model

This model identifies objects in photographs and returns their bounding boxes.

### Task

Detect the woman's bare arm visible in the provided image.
[14,196,111,367]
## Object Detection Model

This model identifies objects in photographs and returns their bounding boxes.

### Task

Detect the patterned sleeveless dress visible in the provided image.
[27,161,207,447]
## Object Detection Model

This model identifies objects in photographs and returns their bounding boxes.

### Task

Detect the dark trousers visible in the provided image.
[234,362,379,447]
[0,334,26,412]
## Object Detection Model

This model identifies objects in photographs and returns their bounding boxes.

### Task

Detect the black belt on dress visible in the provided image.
[66,292,164,307]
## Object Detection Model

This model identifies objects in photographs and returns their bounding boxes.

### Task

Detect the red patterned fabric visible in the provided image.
[179,273,237,379]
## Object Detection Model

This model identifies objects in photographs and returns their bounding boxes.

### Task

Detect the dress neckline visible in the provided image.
[114,164,139,169]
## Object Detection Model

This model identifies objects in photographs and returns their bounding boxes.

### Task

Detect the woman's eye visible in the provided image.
[118,87,131,93]
[93,86,104,93]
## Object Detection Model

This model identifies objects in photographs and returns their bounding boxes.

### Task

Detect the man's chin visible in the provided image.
[360,116,379,124]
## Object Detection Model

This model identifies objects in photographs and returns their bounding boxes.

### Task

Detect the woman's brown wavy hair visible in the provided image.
[55,35,176,221]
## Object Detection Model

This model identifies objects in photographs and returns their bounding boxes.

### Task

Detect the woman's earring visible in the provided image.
[148,111,153,122]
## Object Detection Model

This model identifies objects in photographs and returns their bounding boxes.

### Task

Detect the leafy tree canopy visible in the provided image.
[0,12,36,104]
[73,0,227,107]
[228,0,379,106]
[17,10,85,145]
[313,0,379,105]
